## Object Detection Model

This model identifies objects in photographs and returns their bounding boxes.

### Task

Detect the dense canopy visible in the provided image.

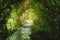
[0,0,60,40]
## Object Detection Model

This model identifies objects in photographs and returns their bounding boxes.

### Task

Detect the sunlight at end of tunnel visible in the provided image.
[20,8,38,26]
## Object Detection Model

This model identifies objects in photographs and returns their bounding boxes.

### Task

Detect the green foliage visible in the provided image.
[31,0,60,40]
[0,0,60,40]
[6,27,31,40]
[0,0,12,40]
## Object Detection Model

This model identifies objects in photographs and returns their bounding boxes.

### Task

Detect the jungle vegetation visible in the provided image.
[0,0,60,40]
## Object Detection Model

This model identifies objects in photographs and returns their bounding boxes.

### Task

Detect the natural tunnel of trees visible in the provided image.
[0,0,60,40]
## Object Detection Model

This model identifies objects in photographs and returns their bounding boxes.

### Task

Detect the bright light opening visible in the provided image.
[20,8,37,26]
